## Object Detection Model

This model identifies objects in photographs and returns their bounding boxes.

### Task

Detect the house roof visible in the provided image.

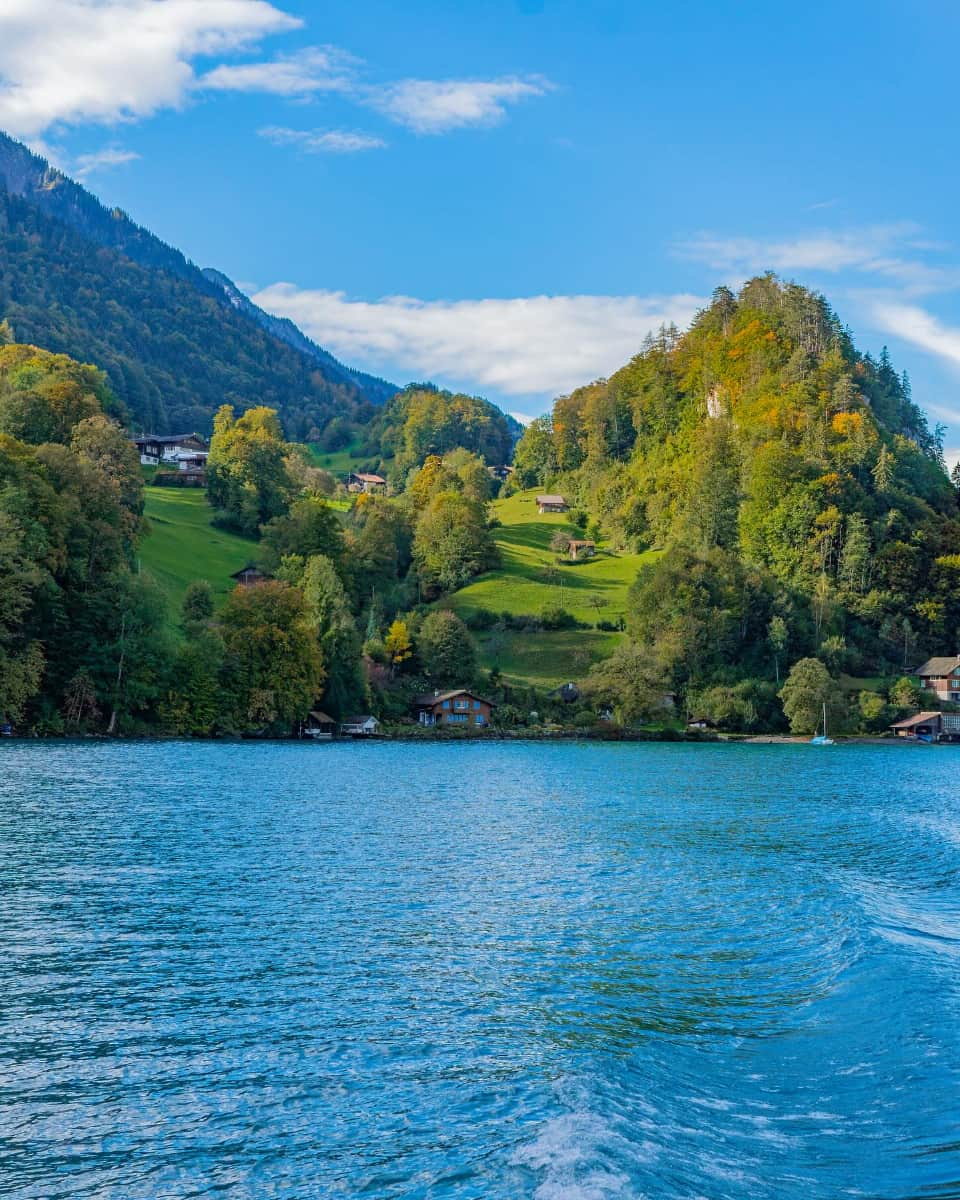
[308,710,336,723]
[915,657,960,676]
[230,564,270,580]
[890,711,942,729]
[568,539,595,548]
[352,472,386,484]
[413,688,496,708]
[133,433,205,446]
[536,494,566,505]
[343,714,379,724]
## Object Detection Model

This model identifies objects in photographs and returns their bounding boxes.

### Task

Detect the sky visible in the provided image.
[3,0,960,450]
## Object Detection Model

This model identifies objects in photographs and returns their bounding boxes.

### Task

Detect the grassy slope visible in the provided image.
[139,488,255,624]
[307,439,372,477]
[448,489,656,687]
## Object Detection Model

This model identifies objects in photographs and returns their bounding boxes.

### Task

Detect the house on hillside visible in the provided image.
[132,433,208,466]
[489,464,514,483]
[341,715,381,736]
[413,689,496,728]
[567,539,596,561]
[172,450,209,471]
[347,472,387,494]
[914,656,960,703]
[231,564,271,588]
[537,494,568,514]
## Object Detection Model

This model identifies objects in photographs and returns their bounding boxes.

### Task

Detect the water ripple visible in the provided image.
[0,741,958,1197]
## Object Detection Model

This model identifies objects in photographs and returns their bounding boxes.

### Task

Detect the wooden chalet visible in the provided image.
[347,472,387,494]
[132,433,208,466]
[413,689,496,729]
[914,656,960,703]
[536,494,568,514]
[231,564,272,588]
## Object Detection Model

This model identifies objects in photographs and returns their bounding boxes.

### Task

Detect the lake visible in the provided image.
[1,740,958,1198]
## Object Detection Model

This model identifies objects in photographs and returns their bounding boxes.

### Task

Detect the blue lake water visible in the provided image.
[1,740,959,1198]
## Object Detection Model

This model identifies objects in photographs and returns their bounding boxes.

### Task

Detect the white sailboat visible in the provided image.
[810,702,835,745]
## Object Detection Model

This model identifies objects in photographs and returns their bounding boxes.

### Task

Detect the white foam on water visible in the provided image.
[512,1111,649,1200]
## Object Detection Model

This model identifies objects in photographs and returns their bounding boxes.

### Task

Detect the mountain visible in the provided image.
[201,268,397,405]
[0,132,394,435]
[513,276,960,706]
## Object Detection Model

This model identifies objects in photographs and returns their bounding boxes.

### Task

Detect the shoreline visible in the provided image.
[0,728,931,746]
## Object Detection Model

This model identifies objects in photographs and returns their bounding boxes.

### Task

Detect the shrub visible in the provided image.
[465,607,497,631]
[539,606,578,631]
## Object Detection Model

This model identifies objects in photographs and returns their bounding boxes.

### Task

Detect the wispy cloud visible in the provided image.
[869,302,960,371]
[677,222,957,295]
[258,125,385,153]
[365,76,552,133]
[73,145,141,179]
[200,46,356,96]
[251,284,703,399]
[0,0,301,137]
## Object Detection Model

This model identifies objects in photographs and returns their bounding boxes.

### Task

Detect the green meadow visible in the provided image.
[139,487,255,625]
[446,489,655,687]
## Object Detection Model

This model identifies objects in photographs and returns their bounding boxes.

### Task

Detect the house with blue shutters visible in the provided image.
[413,689,496,729]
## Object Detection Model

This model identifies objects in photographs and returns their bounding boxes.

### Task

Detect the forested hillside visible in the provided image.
[512,276,960,730]
[0,132,388,436]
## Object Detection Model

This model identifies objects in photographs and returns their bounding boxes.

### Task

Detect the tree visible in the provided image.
[217,581,324,733]
[767,615,788,684]
[779,657,835,734]
[857,690,888,732]
[888,676,920,712]
[260,497,344,573]
[206,405,296,535]
[583,641,664,726]
[182,581,215,629]
[872,444,895,493]
[413,491,499,594]
[384,619,413,670]
[417,610,478,684]
[294,555,365,719]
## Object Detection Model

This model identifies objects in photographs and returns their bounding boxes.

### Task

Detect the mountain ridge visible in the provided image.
[0,131,396,431]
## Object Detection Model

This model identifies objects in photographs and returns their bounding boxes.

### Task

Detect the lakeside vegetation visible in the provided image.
[2,273,958,739]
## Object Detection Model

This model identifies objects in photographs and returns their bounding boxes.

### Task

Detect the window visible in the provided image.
[473,700,480,710]
[475,714,485,726]
[448,713,467,723]
[454,699,469,710]
[443,700,450,709]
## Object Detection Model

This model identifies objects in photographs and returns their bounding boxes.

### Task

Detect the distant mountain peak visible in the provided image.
[0,129,395,421]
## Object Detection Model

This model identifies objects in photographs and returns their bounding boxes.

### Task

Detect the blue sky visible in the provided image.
[3,0,960,451]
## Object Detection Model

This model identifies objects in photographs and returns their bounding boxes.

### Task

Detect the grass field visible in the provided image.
[307,439,372,477]
[446,489,656,686]
[450,489,655,625]
[139,488,255,624]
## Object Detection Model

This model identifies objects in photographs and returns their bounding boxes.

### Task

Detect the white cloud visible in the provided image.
[366,76,552,133]
[258,125,385,153]
[200,46,356,96]
[251,284,703,398]
[73,145,141,178]
[869,302,960,370]
[0,0,301,137]
[677,222,956,294]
